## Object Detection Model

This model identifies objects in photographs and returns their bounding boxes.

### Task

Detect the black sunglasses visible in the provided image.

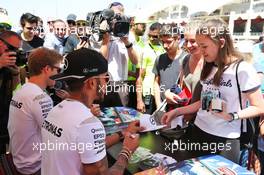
[37,27,44,33]
[49,65,62,73]
[0,37,18,51]
[67,20,76,25]
[148,34,159,39]
[0,23,11,31]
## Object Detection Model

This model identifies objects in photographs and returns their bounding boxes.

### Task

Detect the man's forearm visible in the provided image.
[136,76,143,102]
[127,47,138,65]
[100,43,109,59]
[106,155,128,175]
[106,133,120,148]
[176,101,201,116]
[154,81,161,107]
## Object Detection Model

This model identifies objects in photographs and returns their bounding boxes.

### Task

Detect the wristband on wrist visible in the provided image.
[119,148,132,159]
[125,43,133,49]
[228,112,239,122]
[122,146,132,154]
[119,152,129,162]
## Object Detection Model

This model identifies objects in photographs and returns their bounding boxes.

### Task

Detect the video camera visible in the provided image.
[87,9,130,41]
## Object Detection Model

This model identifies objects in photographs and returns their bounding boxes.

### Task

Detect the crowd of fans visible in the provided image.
[0,2,264,175]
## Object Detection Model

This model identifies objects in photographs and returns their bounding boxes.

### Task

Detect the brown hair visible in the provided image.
[28,47,63,77]
[196,17,243,86]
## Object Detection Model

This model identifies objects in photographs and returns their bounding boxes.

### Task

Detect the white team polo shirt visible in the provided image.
[41,99,106,175]
[8,82,53,174]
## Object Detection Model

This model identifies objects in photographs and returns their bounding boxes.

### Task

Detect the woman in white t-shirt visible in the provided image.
[161,18,264,163]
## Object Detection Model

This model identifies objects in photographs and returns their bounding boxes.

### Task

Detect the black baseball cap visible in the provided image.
[51,48,108,81]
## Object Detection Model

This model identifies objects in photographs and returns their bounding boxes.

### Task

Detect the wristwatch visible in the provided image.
[228,112,239,122]
[125,43,133,49]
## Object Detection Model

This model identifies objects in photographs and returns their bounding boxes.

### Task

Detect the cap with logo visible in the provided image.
[51,48,108,81]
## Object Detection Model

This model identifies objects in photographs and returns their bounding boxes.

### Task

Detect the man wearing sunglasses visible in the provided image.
[0,31,22,154]
[42,48,141,175]
[137,22,165,114]
[19,13,44,52]
[8,47,63,175]
[126,17,147,109]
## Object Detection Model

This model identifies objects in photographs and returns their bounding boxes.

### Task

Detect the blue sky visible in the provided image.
[0,0,148,27]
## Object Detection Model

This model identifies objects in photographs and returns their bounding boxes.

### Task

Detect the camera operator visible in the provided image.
[0,31,22,154]
[8,47,63,174]
[100,2,139,107]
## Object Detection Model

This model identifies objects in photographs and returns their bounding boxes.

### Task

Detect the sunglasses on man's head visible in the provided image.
[0,23,11,31]
[0,37,18,51]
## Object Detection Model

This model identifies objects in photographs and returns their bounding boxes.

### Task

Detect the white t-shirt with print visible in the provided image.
[8,82,53,174]
[41,99,106,175]
[195,61,260,139]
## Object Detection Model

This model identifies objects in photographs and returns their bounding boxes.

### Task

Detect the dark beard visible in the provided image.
[94,79,105,103]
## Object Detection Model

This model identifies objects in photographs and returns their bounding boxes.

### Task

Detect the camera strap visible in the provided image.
[235,59,256,151]
[235,59,243,110]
